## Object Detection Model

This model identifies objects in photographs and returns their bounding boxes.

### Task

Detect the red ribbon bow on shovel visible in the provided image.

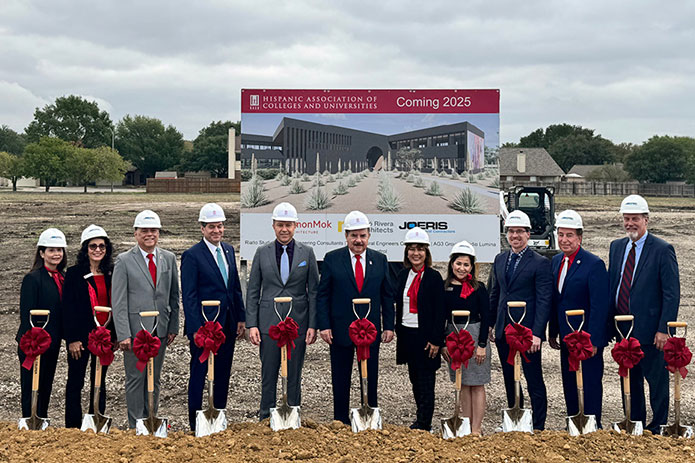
[563,330,594,372]
[664,337,692,379]
[446,329,475,370]
[133,329,161,372]
[349,318,377,362]
[194,321,226,363]
[504,323,533,365]
[19,327,52,370]
[269,317,299,360]
[88,326,114,366]
[611,337,644,377]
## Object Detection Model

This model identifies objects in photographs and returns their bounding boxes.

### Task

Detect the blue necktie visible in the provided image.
[280,245,290,285]
[216,247,228,286]
[506,252,519,284]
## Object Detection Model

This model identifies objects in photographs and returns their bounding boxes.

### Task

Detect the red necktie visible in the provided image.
[617,243,636,314]
[147,253,157,288]
[354,254,364,293]
[45,267,64,299]
[407,266,425,313]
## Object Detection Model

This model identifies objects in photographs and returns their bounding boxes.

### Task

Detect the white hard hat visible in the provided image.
[450,240,476,258]
[38,228,67,248]
[272,202,298,222]
[80,224,108,245]
[199,203,227,223]
[343,210,370,231]
[555,210,583,230]
[620,194,650,214]
[504,210,531,229]
[133,210,162,229]
[403,227,430,245]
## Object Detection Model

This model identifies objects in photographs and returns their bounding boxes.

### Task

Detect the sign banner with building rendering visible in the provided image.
[240,89,500,263]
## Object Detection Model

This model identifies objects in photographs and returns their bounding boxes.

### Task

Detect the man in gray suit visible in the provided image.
[112,209,180,428]
[246,202,319,420]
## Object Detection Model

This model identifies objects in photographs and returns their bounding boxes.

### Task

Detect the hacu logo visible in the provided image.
[399,221,448,230]
[250,95,259,107]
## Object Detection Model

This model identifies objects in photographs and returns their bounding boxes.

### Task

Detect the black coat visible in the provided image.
[395,266,445,367]
[16,268,63,350]
[62,265,114,344]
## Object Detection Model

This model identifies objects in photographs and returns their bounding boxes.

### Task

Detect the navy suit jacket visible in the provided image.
[181,240,245,337]
[549,247,610,347]
[608,233,679,343]
[317,246,395,347]
[489,248,552,341]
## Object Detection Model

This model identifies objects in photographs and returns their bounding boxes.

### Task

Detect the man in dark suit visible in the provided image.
[608,194,679,433]
[181,203,246,432]
[246,202,320,420]
[548,210,610,427]
[490,209,552,430]
[317,210,395,424]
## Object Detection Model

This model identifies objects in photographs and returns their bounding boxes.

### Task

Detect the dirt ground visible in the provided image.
[1,192,694,460]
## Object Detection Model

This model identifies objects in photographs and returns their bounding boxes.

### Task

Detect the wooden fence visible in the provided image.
[500,181,695,198]
[146,177,240,194]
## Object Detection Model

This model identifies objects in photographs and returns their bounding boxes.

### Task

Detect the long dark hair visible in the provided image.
[76,237,114,275]
[31,247,67,273]
[445,253,480,290]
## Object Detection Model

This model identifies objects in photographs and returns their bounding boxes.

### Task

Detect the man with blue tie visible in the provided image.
[489,210,552,431]
[608,195,679,433]
[317,210,395,424]
[181,203,246,432]
[548,210,610,427]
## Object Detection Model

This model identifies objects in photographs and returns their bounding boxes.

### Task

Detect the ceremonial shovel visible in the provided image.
[441,310,472,439]
[18,310,51,431]
[135,311,168,438]
[501,301,533,433]
[195,300,228,437]
[349,298,382,433]
[565,310,597,436]
[81,306,113,434]
[611,314,642,436]
[660,321,694,438]
[269,296,301,431]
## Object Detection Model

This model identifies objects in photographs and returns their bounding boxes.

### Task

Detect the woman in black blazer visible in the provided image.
[17,228,67,419]
[62,225,116,428]
[395,227,445,431]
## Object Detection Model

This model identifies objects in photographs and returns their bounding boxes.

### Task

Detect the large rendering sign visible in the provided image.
[240,89,500,263]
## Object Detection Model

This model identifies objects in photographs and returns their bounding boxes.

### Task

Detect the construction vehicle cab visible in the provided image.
[500,186,559,258]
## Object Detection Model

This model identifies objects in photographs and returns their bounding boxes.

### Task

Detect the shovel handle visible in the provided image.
[576,364,584,389]
[623,372,630,395]
[360,359,368,379]
[352,298,371,305]
[207,354,214,381]
[202,300,221,307]
[614,315,634,322]
[513,351,521,382]
[94,360,103,389]
[668,321,687,328]
[94,306,111,313]
[274,296,292,303]
[281,345,288,378]
[147,358,154,393]
[32,355,41,392]
[455,367,462,391]
[565,309,585,317]
[140,311,159,317]
[675,372,681,401]
[29,309,50,316]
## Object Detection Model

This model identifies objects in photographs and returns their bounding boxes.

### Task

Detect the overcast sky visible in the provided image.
[1,0,693,144]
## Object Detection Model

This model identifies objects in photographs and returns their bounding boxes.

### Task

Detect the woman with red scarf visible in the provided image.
[62,225,116,428]
[16,228,67,420]
[441,241,492,436]
[394,227,445,431]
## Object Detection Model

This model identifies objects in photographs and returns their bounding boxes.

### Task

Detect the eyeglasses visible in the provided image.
[88,243,106,251]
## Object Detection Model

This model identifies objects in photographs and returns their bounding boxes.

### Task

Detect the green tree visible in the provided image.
[25,95,113,148]
[0,151,24,191]
[180,120,240,177]
[395,147,421,171]
[65,146,131,192]
[0,125,26,155]
[92,146,131,185]
[548,133,617,172]
[23,137,75,191]
[584,164,631,182]
[625,135,693,183]
[519,124,595,149]
[115,115,184,179]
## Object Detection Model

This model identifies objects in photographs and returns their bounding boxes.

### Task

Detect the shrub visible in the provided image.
[414,176,425,188]
[376,182,403,212]
[301,173,311,182]
[449,188,483,213]
[289,179,306,194]
[274,171,285,181]
[241,169,253,181]
[326,174,336,183]
[406,174,415,183]
[280,175,291,186]
[255,168,281,180]
[347,176,357,187]
[240,176,269,208]
[305,187,331,210]
[333,181,348,195]
[425,181,443,196]
[450,171,460,180]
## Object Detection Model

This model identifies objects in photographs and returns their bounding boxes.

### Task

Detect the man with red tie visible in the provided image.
[317,210,395,424]
[608,195,680,433]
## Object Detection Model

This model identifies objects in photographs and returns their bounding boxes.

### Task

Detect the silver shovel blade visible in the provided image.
[661,423,694,438]
[18,416,50,431]
[80,413,112,434]
[350,405,382,432]
[195,408,227,437]
[502,407,533,433]
[269,403,301,431]
[567,413,597,436]
[135,417,168,438]
[612,419,643,436]
[441,416,471,439]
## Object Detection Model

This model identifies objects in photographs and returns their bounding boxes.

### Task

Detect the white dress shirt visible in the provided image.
[348,249,366,279]
[204,238,229,275]
[402,269,419,328]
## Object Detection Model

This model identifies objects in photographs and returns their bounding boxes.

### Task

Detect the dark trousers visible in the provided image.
[18,345,60,418]
[401,327,436,429]
[330,342,380,424]
[496,337,547,430]
[187,329,236,431]
[259,333,307,420]
[560,343,604,428]
[622,344,669,433]
[65,347,109,427]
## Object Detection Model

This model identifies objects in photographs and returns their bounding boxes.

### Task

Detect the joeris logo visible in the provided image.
[399,221,448,230]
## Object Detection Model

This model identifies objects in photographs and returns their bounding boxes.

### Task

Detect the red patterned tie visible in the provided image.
[617,243,636,314]
[354,254,364,293]
[147,253,157,288]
